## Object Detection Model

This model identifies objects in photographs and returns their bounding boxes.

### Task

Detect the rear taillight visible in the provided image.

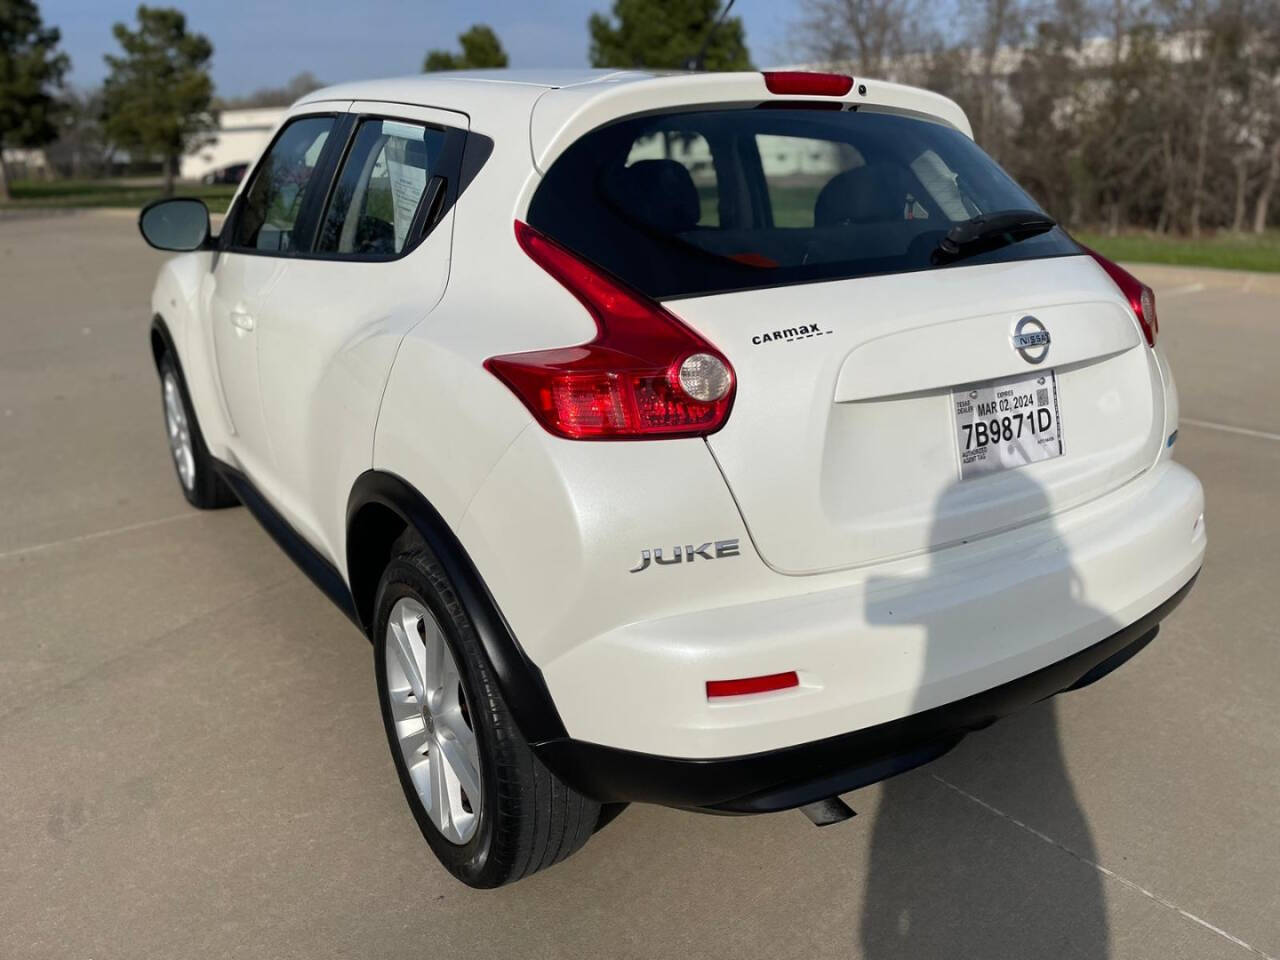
[761,71,854,97]
[485,222,736,440]
[1084,247,1158,346]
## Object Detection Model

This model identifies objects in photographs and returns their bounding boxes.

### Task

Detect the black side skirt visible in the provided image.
[213,460,361,627]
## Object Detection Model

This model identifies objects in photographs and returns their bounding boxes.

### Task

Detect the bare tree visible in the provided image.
[1248,2,1280,232]
[789,0,921,78]
[966,0,1026,152]
[46,87,114,178]
[785,0,1280,233]
[214,72,323,111]
[1257,138,1280,232]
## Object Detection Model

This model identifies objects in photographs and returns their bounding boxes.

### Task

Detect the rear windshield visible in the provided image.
[526,107,1081,299]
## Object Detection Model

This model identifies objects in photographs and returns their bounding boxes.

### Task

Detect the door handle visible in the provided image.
[230,309,255,332]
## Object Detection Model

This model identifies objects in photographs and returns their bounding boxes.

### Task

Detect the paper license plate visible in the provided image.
[952,370,1063,479]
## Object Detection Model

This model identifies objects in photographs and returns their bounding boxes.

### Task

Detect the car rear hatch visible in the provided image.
[675,257,1163,573]
[523,88,1165,574]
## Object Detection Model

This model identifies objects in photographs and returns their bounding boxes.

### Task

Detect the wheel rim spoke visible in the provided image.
[162,373,195,491]
[385,596,480,845]
[388,609,426,702]
[436,731,481,807]
[438,706,478,760]
[404,731,432,799]
[401,729,430,766]
[423,619,449,711]
[429,747,455,839]
[389,683,423,725]
[390,690,427,746]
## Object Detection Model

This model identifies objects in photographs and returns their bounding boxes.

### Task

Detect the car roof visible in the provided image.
[295,69,661,105]
[295,70,974,172]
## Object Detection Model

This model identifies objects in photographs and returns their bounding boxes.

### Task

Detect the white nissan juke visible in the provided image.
[139,70,1204,887]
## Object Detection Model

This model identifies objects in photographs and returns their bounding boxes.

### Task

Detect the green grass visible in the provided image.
[696,183,827,228]
[1073,229,1280,273]
[768,185,824,228]
[2,179,238,214]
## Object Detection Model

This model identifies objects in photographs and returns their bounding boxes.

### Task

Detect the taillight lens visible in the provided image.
[485,222,736,440]
[1083,247,1158,346]
[762,71,854,97]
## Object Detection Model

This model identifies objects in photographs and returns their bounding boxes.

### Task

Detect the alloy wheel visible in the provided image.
[385,596,482,844]
[162,372,196,492]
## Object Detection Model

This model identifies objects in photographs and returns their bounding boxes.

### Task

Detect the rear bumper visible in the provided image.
[536,461,1205,758]
[535,571,1197,812]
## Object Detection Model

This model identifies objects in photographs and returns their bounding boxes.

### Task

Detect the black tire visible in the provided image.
[157,351,238,509]
[373,543,600,888]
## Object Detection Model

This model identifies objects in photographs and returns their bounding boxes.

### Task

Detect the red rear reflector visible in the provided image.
[762,71,854,97]
[706,671,799,699]
[486,222,736,440]
[1082,246,1158,346]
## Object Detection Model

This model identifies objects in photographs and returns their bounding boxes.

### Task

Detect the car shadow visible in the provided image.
[858,470,1114,958]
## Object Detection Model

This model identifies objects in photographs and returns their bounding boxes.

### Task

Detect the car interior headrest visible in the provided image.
[815,164,912,226]
[605,158,702,233]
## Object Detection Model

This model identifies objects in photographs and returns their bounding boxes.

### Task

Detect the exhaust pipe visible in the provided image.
[798,796,856,826]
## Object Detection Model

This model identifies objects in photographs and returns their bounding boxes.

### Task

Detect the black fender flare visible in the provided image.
[149,314,176,373]
[346,470,569,745]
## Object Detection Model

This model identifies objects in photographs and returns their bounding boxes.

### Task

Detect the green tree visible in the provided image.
[423,25,509,71]
[47,86,113,178]
[0,0,69,201]
[102,5,214,196]
[589,0,752,70]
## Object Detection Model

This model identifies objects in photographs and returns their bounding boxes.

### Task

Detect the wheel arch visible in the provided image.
[346,470,569,744]
[150,313,176,373]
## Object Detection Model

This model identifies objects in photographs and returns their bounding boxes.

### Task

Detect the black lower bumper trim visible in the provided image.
[533,571,1198,813]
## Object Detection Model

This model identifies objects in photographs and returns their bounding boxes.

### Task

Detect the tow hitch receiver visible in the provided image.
[799,796,857,826]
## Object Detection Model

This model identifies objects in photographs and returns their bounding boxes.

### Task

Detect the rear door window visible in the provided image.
[527,108,1080,299]
[317,118,450,257]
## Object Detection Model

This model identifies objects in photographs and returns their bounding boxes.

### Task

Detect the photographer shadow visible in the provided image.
[859,471,1114,958]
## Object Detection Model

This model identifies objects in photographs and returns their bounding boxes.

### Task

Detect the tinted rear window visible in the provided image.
[527,107,1080,299]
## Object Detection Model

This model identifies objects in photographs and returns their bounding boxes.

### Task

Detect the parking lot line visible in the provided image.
[1181,418,1280,443]
[0,512,200,562]
[1160,283,1207,297]
[932,774,1279,960]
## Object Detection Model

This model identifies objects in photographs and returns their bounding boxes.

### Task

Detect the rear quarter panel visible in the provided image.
[371,85,573,529]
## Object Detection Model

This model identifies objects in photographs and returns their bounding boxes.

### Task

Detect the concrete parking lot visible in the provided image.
[1,210,1277,959]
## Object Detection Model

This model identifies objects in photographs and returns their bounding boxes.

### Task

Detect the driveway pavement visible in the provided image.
[1,211,1276,959]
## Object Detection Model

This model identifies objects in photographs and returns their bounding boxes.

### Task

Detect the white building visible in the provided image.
[181,107,284,181]
[1,146,51,180]
[626,130,844,180]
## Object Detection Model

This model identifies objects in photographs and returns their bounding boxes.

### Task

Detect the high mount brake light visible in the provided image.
[485,222,736,440]
[1084,247,1159,346]
[762,71,854,97]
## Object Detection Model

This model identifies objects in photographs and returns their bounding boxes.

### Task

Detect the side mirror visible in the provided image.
[138,197,212,252]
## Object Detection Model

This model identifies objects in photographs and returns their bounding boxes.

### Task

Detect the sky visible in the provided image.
[44,0,800,98]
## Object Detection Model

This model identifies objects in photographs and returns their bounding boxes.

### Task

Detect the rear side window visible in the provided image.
[231,116,335,252]
[317,118,449,257]
[527,108,1080,299]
